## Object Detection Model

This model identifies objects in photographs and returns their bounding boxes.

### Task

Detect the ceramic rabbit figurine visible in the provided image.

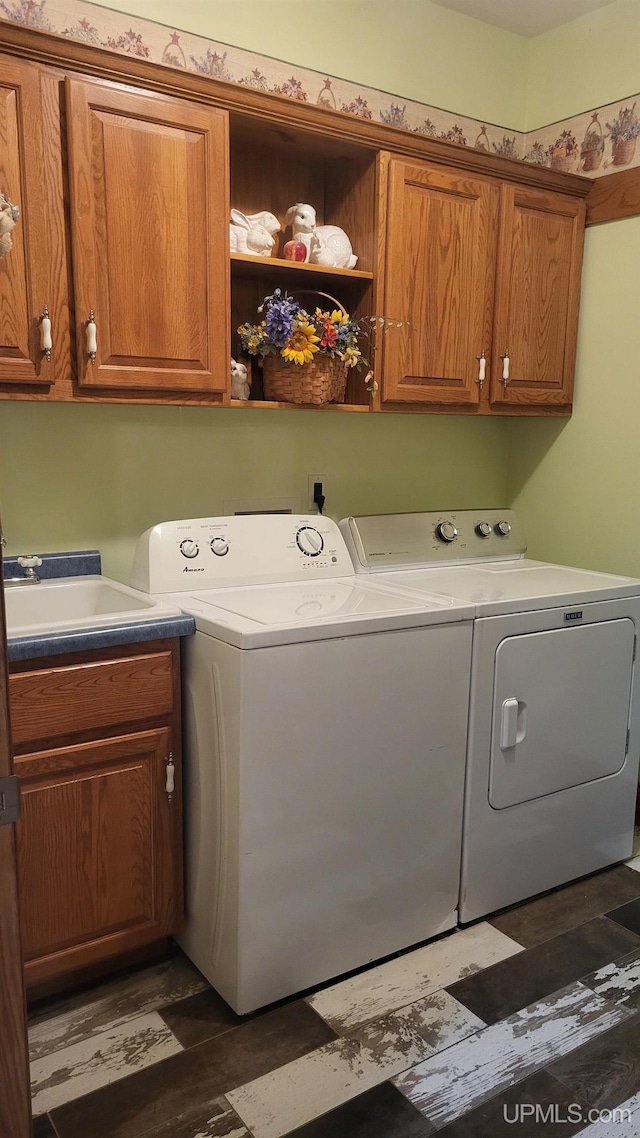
[230,357,250,400]
[284,203,358,269]
[229,209,280,256]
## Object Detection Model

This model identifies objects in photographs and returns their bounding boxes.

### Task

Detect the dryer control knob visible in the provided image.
[495,520,512,536]
[436,521,458,544]
[180,539,199,559]
[476,522,492,538]
[210,536,229,557]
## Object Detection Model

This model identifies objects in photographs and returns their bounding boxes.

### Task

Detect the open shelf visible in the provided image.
[231,253,374,281]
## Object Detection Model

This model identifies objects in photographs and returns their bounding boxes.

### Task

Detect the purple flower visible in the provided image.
[263,294,299,347]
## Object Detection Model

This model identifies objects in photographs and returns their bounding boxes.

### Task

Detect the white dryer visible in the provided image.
[340,510,640,923]
[131,514,475,1012]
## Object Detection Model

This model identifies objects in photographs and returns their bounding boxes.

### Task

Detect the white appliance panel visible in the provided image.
[167,577,472,648]
[460,600,640,922]
[489,619,634,808]
[179,622,472,1013]
[132,515,355,593]
[382,562,640,614]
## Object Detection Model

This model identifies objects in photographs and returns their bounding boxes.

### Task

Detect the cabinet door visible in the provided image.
[0,56,65,387]
[15,728,182,986]
[490,186,585,408]
[66,78,229,393]
[382,159,498,406]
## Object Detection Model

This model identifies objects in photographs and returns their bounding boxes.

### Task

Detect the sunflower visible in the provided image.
[331,309,349,326]
[281,320,320,365]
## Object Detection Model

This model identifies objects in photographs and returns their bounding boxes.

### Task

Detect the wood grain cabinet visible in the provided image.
[0,30,591,414]
[66,78,229,394]
[381,157,586,413]
[0,55,70,390]
[0,52,230,401]
[9,639,183,989]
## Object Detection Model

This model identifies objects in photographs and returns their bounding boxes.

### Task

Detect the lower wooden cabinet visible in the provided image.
[9,639,183,988]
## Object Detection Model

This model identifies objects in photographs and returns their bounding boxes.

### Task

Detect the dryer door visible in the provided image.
[489,618,635,809]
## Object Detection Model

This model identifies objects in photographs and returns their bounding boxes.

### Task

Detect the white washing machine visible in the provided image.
[131,514,475,1012]
[340,509,640,923]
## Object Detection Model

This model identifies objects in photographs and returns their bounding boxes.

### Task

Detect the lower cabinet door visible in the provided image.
[15,727,182,986]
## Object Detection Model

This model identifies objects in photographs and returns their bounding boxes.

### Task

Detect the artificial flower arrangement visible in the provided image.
[237,289,369,406]
[238,289,366,369]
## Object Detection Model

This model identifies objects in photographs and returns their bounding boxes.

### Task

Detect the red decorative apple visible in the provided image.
[283,240,307,262]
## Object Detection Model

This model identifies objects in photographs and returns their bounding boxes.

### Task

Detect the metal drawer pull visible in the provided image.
[165,752,175,801]
[501,349,510,385]
[86,310,97,361]
[41,306,52,360]
[476,351,486,388]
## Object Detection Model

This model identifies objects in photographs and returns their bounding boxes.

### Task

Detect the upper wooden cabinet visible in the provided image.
[0,57,69,388]
[381,157,585,413]
[382,159,498,407]
[0,28,591,414]
[65,78,229,393]
[489,185,585,408]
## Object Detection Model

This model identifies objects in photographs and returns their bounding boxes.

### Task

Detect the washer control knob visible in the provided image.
[495,520,512,537]
[296,526,324,557]
[436,521,458,544]
[476,522,492,538]
[210,536,229,557]
[179,539,199,559]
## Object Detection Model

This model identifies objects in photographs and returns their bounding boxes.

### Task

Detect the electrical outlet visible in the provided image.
[307,474,326,513]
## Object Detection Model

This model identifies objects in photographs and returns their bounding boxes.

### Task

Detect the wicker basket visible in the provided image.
[580,113,604,172]
[612,137,637,166]
[260,289,349,405]
[550,150,578,173]
[262,353,347,405]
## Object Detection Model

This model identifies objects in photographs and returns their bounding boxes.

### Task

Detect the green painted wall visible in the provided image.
[0,0,524,582]
[0,404,508,581]
[508,4,640,574]
[508,217,640,575]
[525,0,640,129]
[89,0,529,129]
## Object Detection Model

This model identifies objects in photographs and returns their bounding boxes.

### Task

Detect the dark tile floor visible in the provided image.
[30,859,640,1138]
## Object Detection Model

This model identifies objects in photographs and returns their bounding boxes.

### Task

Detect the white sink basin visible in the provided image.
[4,575,182,638]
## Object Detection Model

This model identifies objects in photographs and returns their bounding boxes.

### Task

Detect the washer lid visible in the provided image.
[381,560,640,616]
[169,576,474,648]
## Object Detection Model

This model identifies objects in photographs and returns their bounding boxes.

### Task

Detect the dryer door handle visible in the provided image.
[501,697,524,750]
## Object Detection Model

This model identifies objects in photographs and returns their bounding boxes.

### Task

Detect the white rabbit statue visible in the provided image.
[230,357,250,400]
[229,209,279,257]
[284,203,358,269]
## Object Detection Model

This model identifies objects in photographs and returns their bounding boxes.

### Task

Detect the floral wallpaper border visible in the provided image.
[1,0,640,180]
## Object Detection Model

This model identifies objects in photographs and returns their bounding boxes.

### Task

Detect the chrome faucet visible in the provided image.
[5,554,42,586]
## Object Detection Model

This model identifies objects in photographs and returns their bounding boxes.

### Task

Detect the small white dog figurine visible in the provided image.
[284,203,357,269]
[229,209,280,257]
[0,192,19,259]
[230,358,250,400]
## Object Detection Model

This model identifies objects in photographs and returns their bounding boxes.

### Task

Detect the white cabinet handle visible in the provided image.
[40,306,52,360]
[86,310,97,361]
[165,752,175,801]
[501,349,510,385]
[476,351,486,388]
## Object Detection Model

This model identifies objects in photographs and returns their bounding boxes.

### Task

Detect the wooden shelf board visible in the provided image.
[230,398,370,411]
[230,253,373,280]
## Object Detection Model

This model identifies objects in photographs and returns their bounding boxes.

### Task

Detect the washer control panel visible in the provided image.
[132,515,353,593]
[340,509,526,572]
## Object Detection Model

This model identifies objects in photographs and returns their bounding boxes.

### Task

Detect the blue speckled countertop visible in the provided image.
[5,550,195,662]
